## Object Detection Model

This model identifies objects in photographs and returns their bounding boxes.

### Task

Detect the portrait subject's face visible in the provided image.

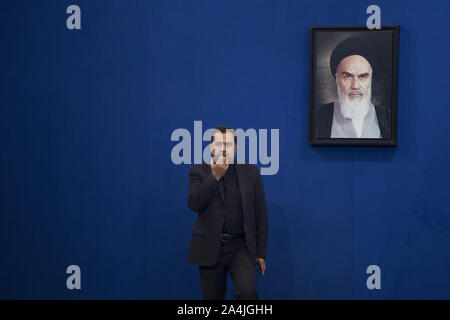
[336,55,373,121]
[211,131,237,164]
[336,55,372,101]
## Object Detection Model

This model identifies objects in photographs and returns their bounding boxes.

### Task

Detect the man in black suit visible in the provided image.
[187,126,268,300]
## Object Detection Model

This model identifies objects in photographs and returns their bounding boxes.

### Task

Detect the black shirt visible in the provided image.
[221,164,244,235]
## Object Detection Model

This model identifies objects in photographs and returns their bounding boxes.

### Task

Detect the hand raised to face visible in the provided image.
[210,155,229,181]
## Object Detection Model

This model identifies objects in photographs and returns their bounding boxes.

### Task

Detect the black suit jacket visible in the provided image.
[317,102,390,138]
[187,163,268,266]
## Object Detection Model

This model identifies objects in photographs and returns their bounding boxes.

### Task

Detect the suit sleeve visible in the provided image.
[254,167,268,260]
[187,166,220,212]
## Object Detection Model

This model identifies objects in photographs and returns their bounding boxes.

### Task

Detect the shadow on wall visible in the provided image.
[257,203,294,299]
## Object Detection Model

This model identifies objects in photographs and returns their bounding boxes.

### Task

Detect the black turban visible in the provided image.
[330,37,379,78]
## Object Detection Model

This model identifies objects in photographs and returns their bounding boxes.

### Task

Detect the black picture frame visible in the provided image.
[308,25,399,146]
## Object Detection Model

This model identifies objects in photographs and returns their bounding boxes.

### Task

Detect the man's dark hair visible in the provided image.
[211,126,237,145]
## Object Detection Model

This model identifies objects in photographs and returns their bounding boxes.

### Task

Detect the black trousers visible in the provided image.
[198,237,258,300]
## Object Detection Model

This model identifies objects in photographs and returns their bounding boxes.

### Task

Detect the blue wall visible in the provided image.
[1,0,449,299]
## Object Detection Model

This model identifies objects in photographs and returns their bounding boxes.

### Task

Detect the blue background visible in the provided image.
[1,0,449,299]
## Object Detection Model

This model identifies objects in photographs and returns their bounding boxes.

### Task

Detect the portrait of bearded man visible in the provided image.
[316,36,390,139]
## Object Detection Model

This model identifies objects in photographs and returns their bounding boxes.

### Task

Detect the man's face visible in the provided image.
[211,131,237,164]
[336,55,372,101]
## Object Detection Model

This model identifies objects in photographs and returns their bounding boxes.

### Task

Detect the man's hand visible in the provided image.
[210,155,229,181]
[256,258,266,276]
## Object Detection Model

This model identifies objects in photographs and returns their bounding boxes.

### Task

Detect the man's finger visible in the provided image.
[218,154,226,164]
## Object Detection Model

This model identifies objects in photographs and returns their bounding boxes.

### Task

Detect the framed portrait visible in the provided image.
[308,26,399,146]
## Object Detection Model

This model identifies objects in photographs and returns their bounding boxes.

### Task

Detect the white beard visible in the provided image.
[337,82,372,137]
